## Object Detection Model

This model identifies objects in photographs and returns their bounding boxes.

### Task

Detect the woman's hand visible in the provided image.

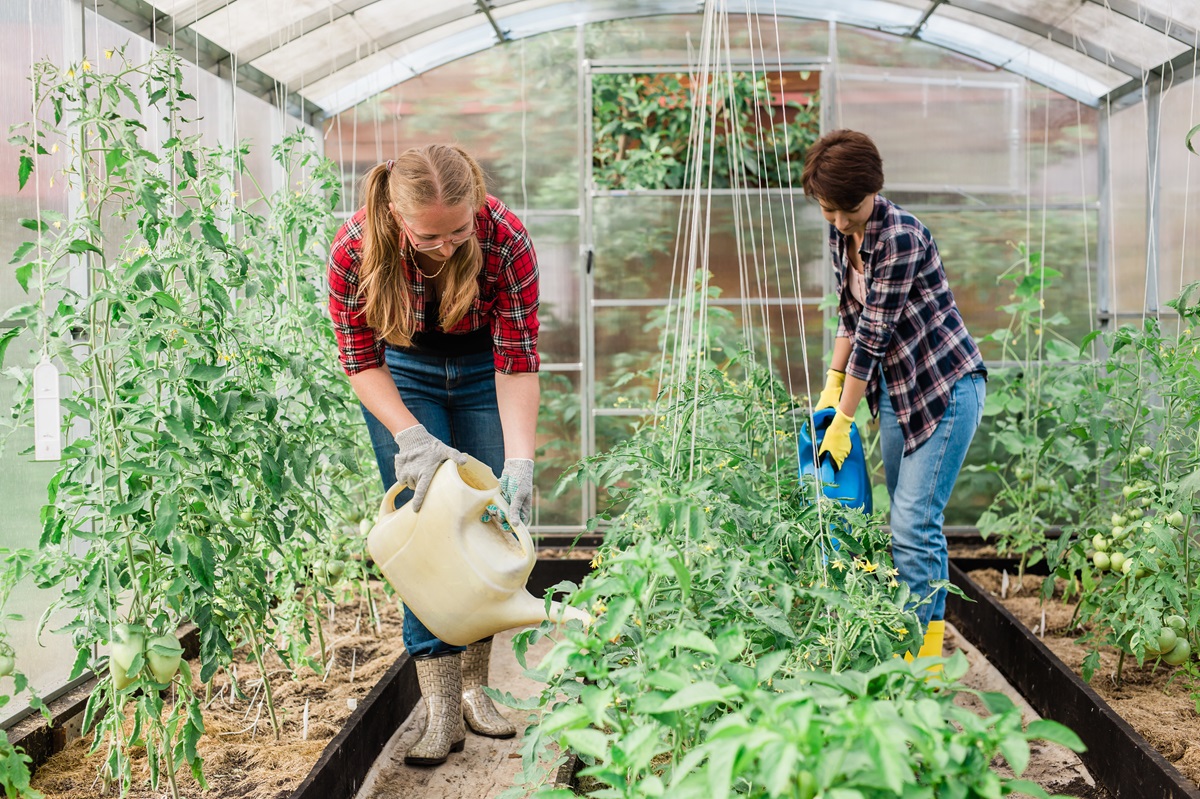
[499,458,534,525]
[818,410,855,469]
[393,425,468,511]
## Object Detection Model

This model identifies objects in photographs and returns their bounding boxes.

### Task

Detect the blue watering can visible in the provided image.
[797,407,873,514]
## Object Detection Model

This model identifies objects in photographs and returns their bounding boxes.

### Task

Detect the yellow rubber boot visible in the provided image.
[903,620,945,671]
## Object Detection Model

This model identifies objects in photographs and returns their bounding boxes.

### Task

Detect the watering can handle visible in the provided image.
[378,480,409,523]
[491,493,538,560]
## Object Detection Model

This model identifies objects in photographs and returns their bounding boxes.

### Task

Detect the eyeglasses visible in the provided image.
[401,217,475,252]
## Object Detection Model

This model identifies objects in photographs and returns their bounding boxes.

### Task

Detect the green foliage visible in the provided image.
[502,343,1080,797]
[968,245,1094,578]
[1050,284,1200,683]
[4,48,375,794]
[0,550,47,799]
[592,71,819,190]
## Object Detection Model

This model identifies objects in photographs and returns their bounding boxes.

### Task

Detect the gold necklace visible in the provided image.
[412,251,450,280]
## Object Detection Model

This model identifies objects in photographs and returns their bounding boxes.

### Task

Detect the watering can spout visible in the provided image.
[366,456,592,646]
[488,589,595,638]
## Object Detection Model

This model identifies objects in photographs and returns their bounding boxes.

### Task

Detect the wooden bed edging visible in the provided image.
[947,561,1200,799]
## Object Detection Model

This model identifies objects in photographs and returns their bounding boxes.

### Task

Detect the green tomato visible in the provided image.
[1124,506,1142,520]
[1165,614,1187,632]
[1111,525,1126,541]
[1140,496,1154,507]
[1035,478,1053,494]
[0,654,14,677]
[146,634,183,684]
[359,518,373,537]
[325,559,346,580]
[239,508,255,523]
[1092,534,1109,552]
[1122,485,1137,498]
[1129,453,1143,465]
[1137,445,1154,459]
[1155,628,1179,657]
[1163,639,1192,666]
[1109,552,1127,572]
[1111,512,1126,526]
[1166,510,1186,529]
[110,623,145,690]
[1092,551,1111,571]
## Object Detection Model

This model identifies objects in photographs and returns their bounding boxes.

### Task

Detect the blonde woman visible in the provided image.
[327,144,539,765]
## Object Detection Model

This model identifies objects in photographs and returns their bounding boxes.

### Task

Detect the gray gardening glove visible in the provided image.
[393,425,468,512]
[499,458,534,526]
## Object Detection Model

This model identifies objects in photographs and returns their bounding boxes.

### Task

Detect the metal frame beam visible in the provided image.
[87,0,321,124]
[949,0,1144,79]
[906,0,946,38]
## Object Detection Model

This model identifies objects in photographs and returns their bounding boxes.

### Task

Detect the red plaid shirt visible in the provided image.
[327,195,540,375]
[833,195,985,454]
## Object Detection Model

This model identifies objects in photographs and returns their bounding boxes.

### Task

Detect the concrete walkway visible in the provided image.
[354,623,1101,799]
[354,629,554,799]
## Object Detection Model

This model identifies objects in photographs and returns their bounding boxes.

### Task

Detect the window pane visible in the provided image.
[593,195,826,301]
[593,301,826,408]
[536,370,582,528]
[326,28,579,215]
[917,209,1100,359]
[591,70,819,191]
[526,214,581,364]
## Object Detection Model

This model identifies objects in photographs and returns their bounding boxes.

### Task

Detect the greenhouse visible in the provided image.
[1,0,1199,797]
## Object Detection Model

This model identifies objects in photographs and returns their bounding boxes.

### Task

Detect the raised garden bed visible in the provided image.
[14,584,413,799]
[948,561,1200,799]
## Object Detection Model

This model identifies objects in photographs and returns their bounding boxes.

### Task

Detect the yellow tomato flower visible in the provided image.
[104,49,114,59]
[893,626,909,637]
[81,59,91,72]
[830,559,846,571]
[856,559,878,574]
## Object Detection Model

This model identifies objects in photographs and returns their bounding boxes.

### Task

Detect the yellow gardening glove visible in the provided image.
[817,409,855,468]
[814,369,845,411]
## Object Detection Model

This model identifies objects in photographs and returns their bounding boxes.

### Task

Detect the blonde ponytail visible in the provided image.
[356,146,489,345]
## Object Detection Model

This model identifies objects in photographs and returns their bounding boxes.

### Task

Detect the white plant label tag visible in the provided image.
[33,359,62,461]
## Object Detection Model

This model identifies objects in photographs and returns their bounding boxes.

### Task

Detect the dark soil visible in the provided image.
[30,582,407,799]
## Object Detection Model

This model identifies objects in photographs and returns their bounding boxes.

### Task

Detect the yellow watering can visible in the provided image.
[366,456,592,646]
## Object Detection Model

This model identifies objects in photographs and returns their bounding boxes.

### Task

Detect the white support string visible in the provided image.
[1180,28,1198,301]
[27,0,47,357]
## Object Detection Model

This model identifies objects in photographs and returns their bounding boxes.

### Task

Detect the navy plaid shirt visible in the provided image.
[832,195,985,454]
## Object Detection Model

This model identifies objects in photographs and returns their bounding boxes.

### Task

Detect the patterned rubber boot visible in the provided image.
[461,637,516,739]
[404,651,467,766]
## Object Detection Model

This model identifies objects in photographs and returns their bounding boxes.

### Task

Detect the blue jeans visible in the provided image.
[878,371,985,626]
[362,348,505,657]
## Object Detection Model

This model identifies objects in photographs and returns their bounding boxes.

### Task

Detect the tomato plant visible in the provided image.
[969,249,1095,582]
[501,348,1078,798]
[3,48,379,795]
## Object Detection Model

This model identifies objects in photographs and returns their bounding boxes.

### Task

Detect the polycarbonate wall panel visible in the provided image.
[326,28,578,215]
[1108,102,1150,315]
[586,14,829,63]
[525,214,581,365]
[836,67,1025,194]
[0,0,75,719]
[1158,77,1200,306]
[592,195,826,302]
[593,303,826,407]
[916,208,1100,359]
[836,23,991,71]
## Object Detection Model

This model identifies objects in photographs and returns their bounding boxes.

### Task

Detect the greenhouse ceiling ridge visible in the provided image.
[91,0,1200,120]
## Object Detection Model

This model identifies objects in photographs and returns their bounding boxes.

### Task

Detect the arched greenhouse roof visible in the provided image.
[97,0,1200,122]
